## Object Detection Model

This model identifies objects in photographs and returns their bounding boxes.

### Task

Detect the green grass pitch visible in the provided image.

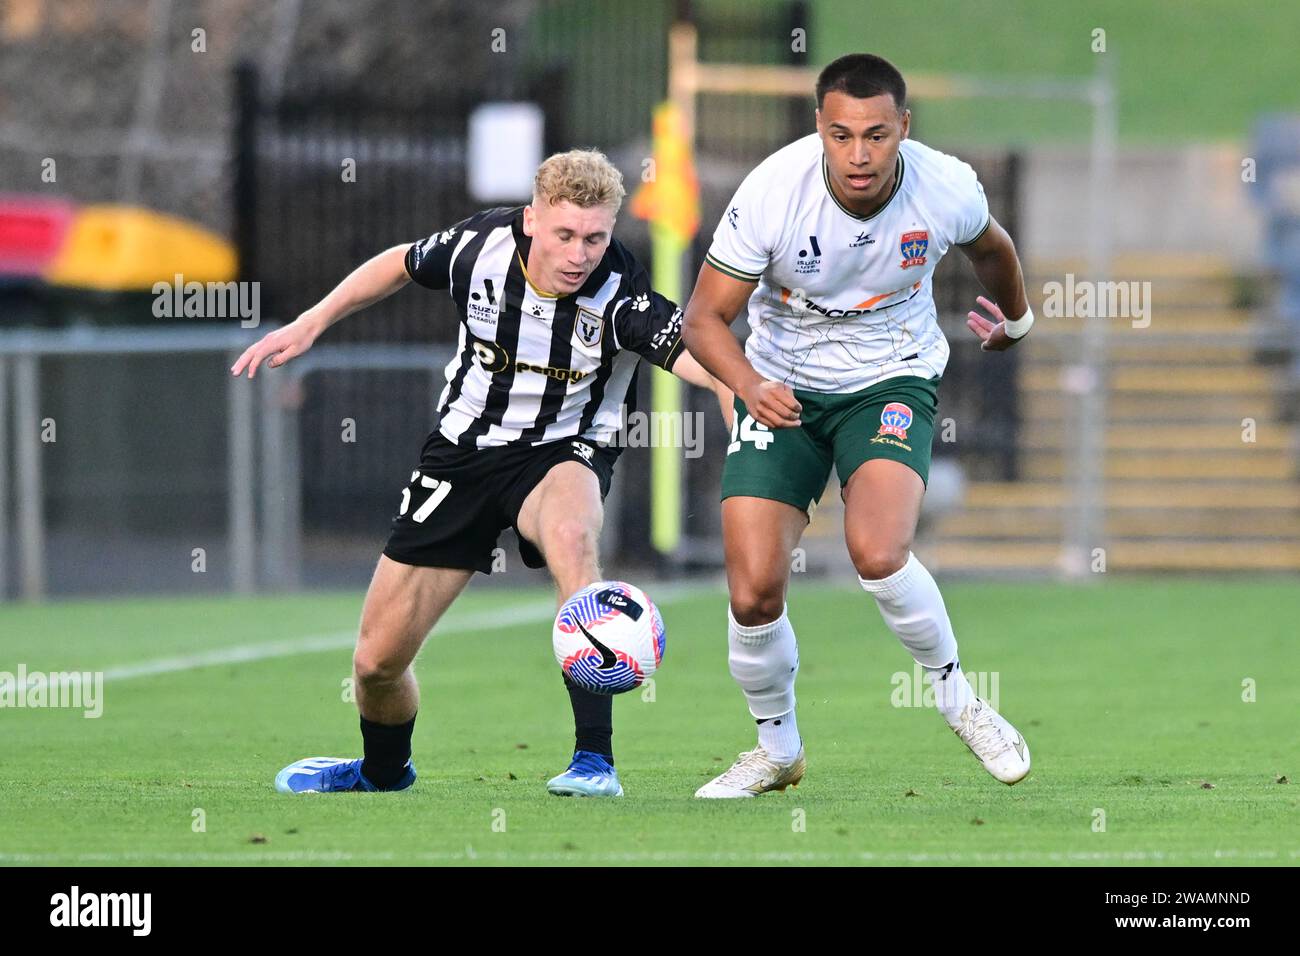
[1,579,1296,866]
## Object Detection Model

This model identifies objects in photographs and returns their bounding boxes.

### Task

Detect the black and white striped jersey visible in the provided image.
[405,206,685,449]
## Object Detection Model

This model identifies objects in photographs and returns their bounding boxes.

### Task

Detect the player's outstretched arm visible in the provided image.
[230,243,412,378]
[958,216,1031,352]
[682,263,801,428]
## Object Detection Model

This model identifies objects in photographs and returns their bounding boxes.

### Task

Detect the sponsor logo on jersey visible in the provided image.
[877,402,913,439]
[516,360,587,383]
[900,231,928,269]
[471,339,510,372]
[727,206,740,229]
[468,278,500,324]
[795,235,822,275]
[575,306,604,347]
[851,232,875,247]
[471,338,589,382]
[779,281,922,318]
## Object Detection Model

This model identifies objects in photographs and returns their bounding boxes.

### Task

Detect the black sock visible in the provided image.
[359,714,416,789]
[563,675,613,762]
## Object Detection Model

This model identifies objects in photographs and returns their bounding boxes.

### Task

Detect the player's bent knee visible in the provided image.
[352,644,410,687]
[729,588,786,628]
[552,517,596,550]
[851,544,910,582]
[543,518,598,565]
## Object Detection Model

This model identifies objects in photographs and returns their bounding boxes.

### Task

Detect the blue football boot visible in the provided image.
[274,756,415,793]
[546,750,624,797]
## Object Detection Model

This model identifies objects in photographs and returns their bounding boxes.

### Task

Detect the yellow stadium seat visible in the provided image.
[45,205,237,291]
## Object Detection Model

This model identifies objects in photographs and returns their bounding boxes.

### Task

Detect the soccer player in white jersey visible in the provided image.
[232,150,728,798]
[683,54,1034,796]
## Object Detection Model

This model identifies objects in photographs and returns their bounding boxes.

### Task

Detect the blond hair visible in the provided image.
[533,148,625,211]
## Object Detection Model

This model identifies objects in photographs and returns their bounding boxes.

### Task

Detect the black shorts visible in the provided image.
[382,430,619,574]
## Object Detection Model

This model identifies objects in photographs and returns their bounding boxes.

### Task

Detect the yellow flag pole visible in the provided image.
[650,229,685,553]
[632,99,699,557]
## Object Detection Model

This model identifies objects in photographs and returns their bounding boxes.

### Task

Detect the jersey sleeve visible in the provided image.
[951,161,992,246]
[611,259,685,372]
[704,166,772,283]
[405,217,471,290]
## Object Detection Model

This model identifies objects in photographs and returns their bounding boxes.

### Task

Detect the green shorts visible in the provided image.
[721,375,940,513]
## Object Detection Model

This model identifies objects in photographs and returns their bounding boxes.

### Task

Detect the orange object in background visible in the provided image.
[629,102,700,247]
[42,204,237,291]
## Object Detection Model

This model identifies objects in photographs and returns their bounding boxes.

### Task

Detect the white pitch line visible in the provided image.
[98,600,554,683]
[98,582,717,684]
[99,631,357,682]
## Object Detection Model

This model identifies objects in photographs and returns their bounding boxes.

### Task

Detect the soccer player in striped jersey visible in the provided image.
[232,149,728,797]
[682,54,1033,797]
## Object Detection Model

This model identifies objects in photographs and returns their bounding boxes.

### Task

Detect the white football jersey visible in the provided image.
[706,135,989,393]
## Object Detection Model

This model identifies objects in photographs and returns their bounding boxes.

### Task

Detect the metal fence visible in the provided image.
[0,327,259,600]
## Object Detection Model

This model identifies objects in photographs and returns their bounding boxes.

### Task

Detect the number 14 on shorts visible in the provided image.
[398,471,453,523]
[728,414,773,454]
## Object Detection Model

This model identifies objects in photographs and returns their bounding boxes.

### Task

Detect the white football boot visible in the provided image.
[694,746,806,798]
[949,697,1031,785]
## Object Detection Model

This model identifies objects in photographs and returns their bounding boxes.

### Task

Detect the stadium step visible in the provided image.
[1108,540,1300,570]
[1020,393,1267,422]
[934,507,1300,539]
[962,480,1300,509]
[1017,306,1255,333]
[1061,342,1253,363]
[1019,422,1291,451]
[1019,449,1295,481]
[928,541,1062,572]
[1028,252,1239,281]
[1021,365,1276,394]
[929,540,1300,573]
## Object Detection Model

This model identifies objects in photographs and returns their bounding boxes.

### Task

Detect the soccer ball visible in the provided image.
[553,581,666,695]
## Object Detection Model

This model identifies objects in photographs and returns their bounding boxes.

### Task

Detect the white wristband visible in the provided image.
[1003,305,1034,339]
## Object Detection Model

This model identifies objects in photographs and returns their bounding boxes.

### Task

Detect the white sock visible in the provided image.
[727,604,799,726]
[923,659,975,727]
[859,552,959,668]
[756,710,801,762]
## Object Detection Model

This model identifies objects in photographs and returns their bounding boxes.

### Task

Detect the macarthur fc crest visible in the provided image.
[575,307,604,347]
